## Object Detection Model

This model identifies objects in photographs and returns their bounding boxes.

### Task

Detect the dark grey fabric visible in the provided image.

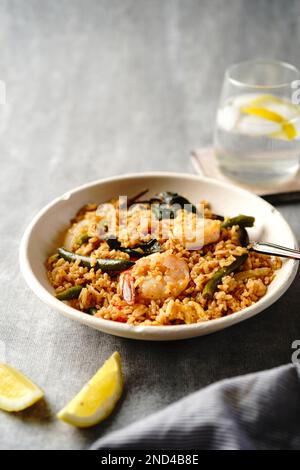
[92,364,300,450]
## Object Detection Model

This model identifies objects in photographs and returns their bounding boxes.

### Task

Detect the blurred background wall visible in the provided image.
[1,0,299,202]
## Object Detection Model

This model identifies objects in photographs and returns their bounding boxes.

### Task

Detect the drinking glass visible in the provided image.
[214,60,300,185]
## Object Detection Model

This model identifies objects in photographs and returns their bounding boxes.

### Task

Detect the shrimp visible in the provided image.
[119,252,190,302]
[119,271,136,305]
[172,213,221,250]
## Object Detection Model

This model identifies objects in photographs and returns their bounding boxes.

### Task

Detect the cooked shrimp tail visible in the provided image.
[119,272,136,305]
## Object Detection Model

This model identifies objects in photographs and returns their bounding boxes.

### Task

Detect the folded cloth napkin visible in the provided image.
[191,148,300,197]
[92,364,300,450]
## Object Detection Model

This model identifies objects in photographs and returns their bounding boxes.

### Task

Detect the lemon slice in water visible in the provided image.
[241,95,298,140]
[57,351,123,428]
[0,363,44,412]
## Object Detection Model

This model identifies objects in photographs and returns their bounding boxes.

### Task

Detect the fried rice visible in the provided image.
[46,195,282,326]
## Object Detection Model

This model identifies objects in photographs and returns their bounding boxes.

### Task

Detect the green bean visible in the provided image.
[106,238,160,258]
[237,226,250,247]
[57,247,134,273]
[56,285,83,301]
[75,233,90,246]
[86,307,98,315]
[221,215,253,247]
[203,253,248,300]
[210,213,225,221]
[221,215,255,229]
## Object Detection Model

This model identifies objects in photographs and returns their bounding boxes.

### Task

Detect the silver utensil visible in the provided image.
[249,241,300,260]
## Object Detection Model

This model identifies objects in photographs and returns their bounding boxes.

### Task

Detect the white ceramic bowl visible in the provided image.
[20,173,298,341]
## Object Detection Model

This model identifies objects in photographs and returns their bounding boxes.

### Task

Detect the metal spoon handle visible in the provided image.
[250,241,300,260]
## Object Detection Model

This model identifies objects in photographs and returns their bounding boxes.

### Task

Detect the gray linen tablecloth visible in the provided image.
[1,0,300,450]
[92,364,300,450]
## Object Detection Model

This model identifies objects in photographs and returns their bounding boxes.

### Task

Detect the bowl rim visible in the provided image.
[19,171,299,338]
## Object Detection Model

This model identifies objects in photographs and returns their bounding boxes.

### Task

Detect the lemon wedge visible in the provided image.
[247,94,299,110]
[0,363,44,412]
[57,351,123,428]
[241,95,298,140]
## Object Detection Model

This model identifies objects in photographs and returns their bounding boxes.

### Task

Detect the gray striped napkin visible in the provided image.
[92,364,300,450]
